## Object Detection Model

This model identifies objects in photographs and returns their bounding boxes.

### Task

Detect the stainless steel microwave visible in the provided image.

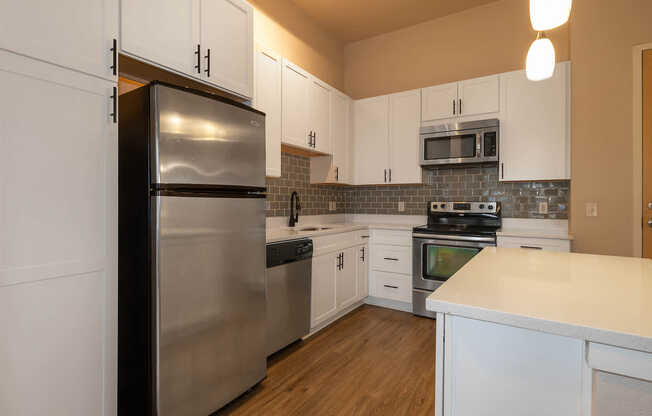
[419,119,499,167]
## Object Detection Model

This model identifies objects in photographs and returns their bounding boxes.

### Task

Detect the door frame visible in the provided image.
[632,42,652,257]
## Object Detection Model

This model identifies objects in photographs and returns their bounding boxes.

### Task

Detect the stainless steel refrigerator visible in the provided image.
[118,82,266,415]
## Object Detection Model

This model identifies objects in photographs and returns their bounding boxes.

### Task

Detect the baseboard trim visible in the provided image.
[364,296,413,313]
[305,300,365,339]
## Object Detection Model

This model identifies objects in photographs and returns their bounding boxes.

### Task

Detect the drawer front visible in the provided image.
[356,229,371,244]
[369,229,412,246]
[371,245,411,275]
[497,236,571,252]
[313,231,357,255]
[375,272,411,303]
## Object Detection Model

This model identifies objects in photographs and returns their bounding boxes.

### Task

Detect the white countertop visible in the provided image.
[426,248,652,353]
[266,221,418,243]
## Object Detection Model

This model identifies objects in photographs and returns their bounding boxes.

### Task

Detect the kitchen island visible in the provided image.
[427,248,652,416]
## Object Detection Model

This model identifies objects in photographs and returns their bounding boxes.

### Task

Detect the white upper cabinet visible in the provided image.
[121,0,253,99]
[121,0,200,79]
[421,75,500,122]
[332,90,351,183]
[282,59,311,149]
[388,89,422,184]
[199,0,253,98]
[353,96,390,185]
[352,91,421,185]
[500,62,571,181]
[458,74,500,117]
[310,78,331,154]
[421,82,458,122]
[253,45,282,178]
[0,0,118,82]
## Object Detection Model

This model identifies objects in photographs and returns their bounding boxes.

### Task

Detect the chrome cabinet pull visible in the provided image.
[194,44,201,73]
[110,38,117,76]
[384,284,398,289]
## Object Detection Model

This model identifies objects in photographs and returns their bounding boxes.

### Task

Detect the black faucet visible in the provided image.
[289,191,301,227]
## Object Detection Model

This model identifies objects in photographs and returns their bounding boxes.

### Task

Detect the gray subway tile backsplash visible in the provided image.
[266,153,569,219]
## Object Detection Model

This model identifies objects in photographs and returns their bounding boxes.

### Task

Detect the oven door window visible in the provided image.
[423,245,481,281]
[423,134,476,160]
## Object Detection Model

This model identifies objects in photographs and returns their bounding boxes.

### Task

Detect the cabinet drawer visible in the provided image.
[497,236,570,252]
[369,229,412,246]
[313,231,357,255]
[375,272,411,303]
[356,229,371,244]
[371,245,411,275]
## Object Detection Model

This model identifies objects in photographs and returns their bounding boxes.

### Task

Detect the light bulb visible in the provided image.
[526,34,556,81]
[530,0,572,31]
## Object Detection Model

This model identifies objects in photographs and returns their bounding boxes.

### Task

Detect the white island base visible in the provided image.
[428,248,652,416]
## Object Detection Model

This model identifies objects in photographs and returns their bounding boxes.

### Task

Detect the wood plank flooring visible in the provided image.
[216,305,435,416]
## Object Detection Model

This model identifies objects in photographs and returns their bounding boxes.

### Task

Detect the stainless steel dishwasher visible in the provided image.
[265,238,313,356]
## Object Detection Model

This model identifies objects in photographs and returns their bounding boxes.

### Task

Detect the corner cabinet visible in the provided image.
[353,90,422,185]
[253,44,282,178]
[499,62,571,181]
[120,0,253,99]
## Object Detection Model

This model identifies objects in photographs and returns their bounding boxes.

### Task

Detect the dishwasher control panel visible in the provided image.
[266,239,313,268]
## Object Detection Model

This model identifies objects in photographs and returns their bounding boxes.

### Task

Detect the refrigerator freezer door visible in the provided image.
[153,194,266,415]
[152,84,266,188]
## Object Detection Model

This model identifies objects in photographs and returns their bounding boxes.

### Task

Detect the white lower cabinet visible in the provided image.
[374,272,411,303]
[0,50,117,416]
[311,252,338,328]
[310,233,370,331]
[367,229,413,307]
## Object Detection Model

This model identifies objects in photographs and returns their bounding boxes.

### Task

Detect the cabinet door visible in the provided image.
[357,245,369,300]
[500,62,570,181]
[353,96,389,184]
[282,59,311,149]
[336,249,358,309]
[200,0,254,98]
[1,0,118,82]
[388,89,422,184]
[121,0,199,79]
[421,82,458,122]
[0,51,117,415]
[458,74,500,117]
[310,78,331,154]
[331,90,350,183]
[253,45,282,178]
[311,253,338,327]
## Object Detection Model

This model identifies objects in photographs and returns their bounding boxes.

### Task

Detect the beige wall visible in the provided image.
[570,0,652,256]
[250,0,345,91]
[343,0,570,99]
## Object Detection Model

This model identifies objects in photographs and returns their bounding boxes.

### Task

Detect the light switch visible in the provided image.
[398,201,405,212]
[329,201,336,211]
[585,202,598,217]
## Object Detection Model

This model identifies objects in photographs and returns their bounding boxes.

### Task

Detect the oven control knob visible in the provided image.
[487,205,494,210]
[479,204,485,209]
[440,204,447,209]
[432,204,438,209]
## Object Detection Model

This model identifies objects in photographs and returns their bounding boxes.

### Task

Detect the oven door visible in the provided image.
[412,234,496,291]
[420,130,481,166]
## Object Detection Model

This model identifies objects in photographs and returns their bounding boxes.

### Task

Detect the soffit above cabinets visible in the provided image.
[286,0,501,42]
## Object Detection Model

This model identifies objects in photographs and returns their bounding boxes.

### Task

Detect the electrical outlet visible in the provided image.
[585,202,598,217]
[398,201,405,212]
[538,201,548,214]
[329,201,336,211]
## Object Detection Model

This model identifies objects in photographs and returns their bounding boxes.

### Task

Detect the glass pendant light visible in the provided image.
[526,32,556,81]
[530,0,572,31]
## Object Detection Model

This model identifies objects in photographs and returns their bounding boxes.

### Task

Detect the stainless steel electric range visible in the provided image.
[412,201,502,319]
